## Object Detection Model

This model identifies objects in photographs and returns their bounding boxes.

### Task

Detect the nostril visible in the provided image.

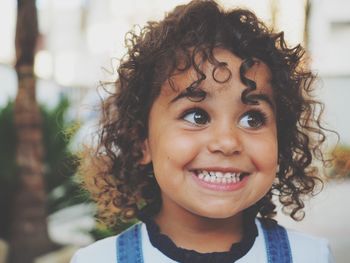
[207,133,242,156]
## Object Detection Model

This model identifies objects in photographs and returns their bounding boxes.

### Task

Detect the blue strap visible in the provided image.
[262,221,293,263]
[116,223,144,263]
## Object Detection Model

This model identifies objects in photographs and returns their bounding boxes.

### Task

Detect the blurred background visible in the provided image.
[0,0,349,262]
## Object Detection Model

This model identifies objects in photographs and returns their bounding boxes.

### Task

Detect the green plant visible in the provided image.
[0,97,136,242]
[0,101,18,239]
[40,97,87,213]
[0,97,84,239]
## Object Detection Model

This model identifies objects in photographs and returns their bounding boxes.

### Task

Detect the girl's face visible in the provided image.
[142,49,278,220]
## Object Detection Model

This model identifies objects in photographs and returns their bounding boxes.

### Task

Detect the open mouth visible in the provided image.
[193,170,250,184]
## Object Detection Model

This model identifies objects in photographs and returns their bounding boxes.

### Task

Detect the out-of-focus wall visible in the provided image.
[310,0,350,144]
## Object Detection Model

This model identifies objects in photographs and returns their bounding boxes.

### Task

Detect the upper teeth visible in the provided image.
[196,170,243,183]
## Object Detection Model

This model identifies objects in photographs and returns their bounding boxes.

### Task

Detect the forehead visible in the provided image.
[161,48,273,97]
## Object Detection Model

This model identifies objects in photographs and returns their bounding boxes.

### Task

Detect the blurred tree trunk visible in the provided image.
[9,0,56,262]
[303,0,312,50]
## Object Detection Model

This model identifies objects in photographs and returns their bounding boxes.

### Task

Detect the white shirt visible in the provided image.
[71,220,334,263]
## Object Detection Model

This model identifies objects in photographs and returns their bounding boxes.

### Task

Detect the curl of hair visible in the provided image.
[80,0,330,226]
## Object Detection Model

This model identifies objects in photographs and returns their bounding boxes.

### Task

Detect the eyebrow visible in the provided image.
[169,87,207,104]
[246,93,275,111]
[169,87,275,111]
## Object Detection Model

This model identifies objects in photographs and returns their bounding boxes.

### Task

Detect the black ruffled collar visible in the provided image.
[140,211,258,263]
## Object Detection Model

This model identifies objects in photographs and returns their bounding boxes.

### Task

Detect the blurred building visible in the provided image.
[309,0,350,144]
[1,0,348,143]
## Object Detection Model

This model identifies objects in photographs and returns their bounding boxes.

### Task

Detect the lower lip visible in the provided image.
[191,173,249,192]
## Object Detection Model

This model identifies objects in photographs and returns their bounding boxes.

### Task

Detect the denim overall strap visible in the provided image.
[262,221,293,263]
[116,223,144,263]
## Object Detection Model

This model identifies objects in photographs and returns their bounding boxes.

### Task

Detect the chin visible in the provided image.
[194,207,241,220]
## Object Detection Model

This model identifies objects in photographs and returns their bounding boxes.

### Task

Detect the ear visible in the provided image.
[139,138,152,165]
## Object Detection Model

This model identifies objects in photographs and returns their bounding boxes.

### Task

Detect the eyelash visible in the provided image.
[180,108,210,126]
[239,110,268,129]
[180,108,269,129]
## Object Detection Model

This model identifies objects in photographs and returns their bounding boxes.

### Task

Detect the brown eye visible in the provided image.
[182,108,210,125]
[239,110,267,129]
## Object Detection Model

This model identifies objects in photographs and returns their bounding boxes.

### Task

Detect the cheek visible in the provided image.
[150,132,201,191]
[150,131,201,169]
[247,135,278,171]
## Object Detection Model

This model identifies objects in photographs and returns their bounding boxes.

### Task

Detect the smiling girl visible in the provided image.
[72,1,333,262]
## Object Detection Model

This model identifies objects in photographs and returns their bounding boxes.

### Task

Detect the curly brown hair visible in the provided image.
[80,0,330,226]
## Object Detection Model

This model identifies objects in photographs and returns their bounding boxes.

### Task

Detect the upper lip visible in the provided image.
[191,167,248,174]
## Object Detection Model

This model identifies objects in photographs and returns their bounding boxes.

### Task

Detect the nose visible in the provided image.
[207,124,243,156]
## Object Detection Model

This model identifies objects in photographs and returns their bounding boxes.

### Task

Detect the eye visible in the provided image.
[239,110,267,129]
[182,108,210,125]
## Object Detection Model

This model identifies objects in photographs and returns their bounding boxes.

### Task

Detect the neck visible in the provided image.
[153,200,244,253]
